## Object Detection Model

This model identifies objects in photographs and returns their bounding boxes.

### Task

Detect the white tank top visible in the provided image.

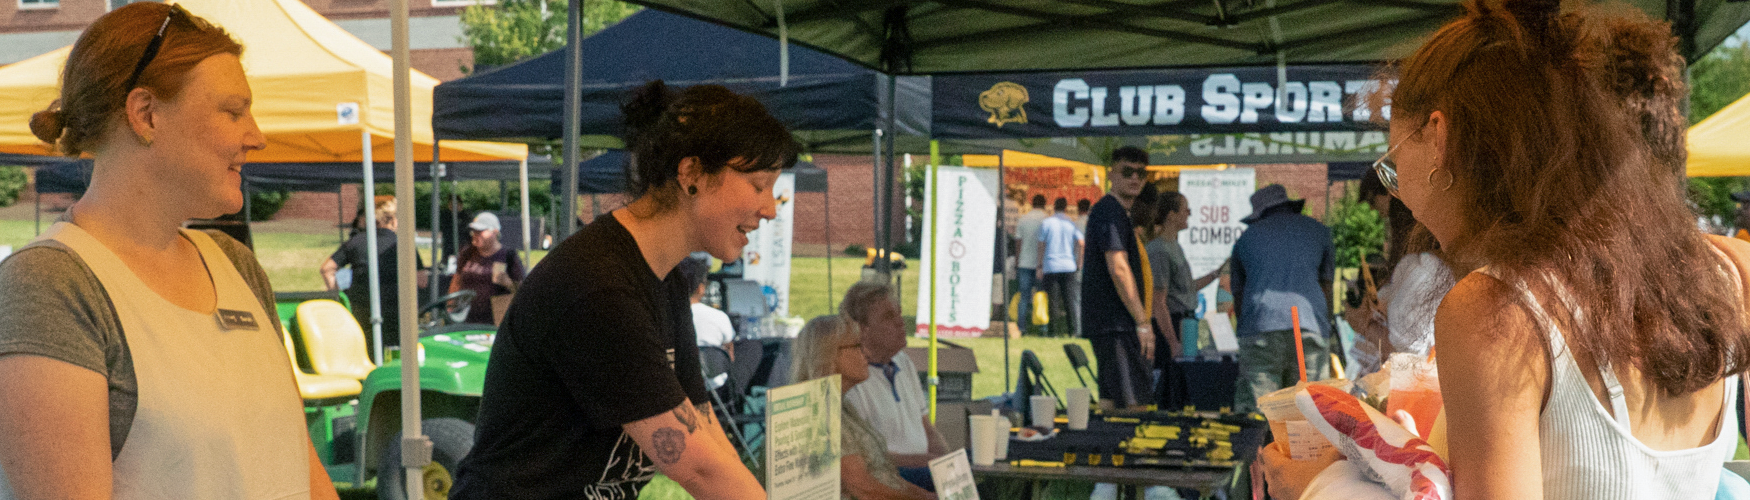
[49,223,311,499]
[1495,270,1740,500]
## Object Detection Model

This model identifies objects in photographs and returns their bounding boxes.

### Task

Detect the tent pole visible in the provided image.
[826,174,833,313]
[519,157,532,266]
[998,151,1010,393]
[926,140,939,424]
[34,191,40,236]
[431,142,443,305]
[362,130,384,366]
[243,178,252,226]
[390,0,429,491]
[337,184,345,243]
[560,0,585,239]
[872,129,882,275]
[881,75,897,280]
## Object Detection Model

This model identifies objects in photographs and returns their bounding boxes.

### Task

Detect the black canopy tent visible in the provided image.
[595,0,1750,415]
[609,0,1750,73]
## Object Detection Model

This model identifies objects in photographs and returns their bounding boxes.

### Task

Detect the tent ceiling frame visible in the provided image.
[915,1,1263,52]
[760,0,1468,58]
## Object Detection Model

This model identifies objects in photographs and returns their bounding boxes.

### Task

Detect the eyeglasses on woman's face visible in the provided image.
[1373,142,1401,197]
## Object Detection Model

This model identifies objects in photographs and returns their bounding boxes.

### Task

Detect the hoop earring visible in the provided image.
[1427,167,1455,192]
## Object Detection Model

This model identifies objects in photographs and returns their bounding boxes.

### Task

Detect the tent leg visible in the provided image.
[558,0,585,239]
[825,180,833,313]
[872,128,882,276]
[34,194,40,236]
[362,129,384,366]
[519,157,532,266]
[999,152,1010,393]
[243,178,252,225]
[431,141,444,306]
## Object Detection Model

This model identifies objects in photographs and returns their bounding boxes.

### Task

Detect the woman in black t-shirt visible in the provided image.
[452,81,798,500]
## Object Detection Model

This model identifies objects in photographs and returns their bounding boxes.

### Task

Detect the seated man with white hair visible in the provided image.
[840,281,949,492]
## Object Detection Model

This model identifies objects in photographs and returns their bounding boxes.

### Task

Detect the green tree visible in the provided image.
[1329,187,1386,269]
[1686,38,1750,227]
[0,166,27,208]
[457,0,641,74]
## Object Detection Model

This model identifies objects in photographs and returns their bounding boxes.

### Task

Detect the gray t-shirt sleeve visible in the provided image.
[0,243,121,374]
[0,242,136,458]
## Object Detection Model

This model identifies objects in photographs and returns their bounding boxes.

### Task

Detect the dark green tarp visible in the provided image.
[615,1,1750,74]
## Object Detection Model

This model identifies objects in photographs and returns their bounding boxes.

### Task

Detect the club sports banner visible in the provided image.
[933,65,1389,140]
[1178,168,1256,322]
[916,167,1000,338]
[741,173,796,318]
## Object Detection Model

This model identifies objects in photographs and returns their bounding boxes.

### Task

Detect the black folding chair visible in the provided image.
[698,345,756,464]
[1018,350,1064,413]
[1061,343,1100,405]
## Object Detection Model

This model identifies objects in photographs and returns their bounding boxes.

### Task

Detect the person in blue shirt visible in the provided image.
[1036,197,1083,337]
[1229,184,1335,412]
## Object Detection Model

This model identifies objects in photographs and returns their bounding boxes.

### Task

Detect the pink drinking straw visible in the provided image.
[1292,306,1306,383]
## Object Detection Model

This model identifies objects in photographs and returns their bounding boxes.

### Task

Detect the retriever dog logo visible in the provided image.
[979,82,1030,128]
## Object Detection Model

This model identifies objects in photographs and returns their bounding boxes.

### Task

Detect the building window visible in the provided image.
[17,0,58,10]
[108,0,159,11]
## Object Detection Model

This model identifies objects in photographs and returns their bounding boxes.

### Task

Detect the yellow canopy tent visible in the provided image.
[963,150,1229,185]
[1688,92,1750,177]
[0,0,524,163]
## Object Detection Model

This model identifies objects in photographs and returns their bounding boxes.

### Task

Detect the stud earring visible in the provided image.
[687,185,698,195]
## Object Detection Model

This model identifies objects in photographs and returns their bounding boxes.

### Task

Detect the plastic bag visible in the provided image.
[1031,290,1049,326]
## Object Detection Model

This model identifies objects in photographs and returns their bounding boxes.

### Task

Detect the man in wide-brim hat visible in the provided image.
[1228,184,1336,412]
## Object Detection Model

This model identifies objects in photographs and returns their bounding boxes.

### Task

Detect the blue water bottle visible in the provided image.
[1180,318,1200,358]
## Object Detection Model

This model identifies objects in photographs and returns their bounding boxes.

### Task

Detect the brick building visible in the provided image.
[0,0,476,80]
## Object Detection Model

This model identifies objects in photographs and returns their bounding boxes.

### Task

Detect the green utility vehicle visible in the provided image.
[275,291,491,500]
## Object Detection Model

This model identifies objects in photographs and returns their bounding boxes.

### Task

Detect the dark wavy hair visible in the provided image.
[621,81,799,211]
[1394,0,1746,395]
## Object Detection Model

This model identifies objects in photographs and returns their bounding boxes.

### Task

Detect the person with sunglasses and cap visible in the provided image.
[450,211,525,325]
[1228,184,1336,413]
[1079,146,1157,412]
[0,3,339,498]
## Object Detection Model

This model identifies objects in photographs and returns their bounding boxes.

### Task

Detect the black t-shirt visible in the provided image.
[330,227,423,344]
[1079,194,1144,336]
[452,213,708,500]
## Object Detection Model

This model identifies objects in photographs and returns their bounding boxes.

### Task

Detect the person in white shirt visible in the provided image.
[679,256,734,389]
[840,281,949,492]
[1014,195,1049,333]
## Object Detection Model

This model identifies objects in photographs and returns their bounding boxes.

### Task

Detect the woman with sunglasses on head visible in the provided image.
[1372,0,1748,498]
[0,3,338,498]
[451,81,794,500]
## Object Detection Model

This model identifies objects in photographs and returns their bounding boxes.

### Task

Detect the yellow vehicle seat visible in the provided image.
[284,331,361,400]
[295,299,377,380]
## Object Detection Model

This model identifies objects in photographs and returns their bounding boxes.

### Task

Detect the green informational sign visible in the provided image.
[766,375,842,500]
[928,449,981,500]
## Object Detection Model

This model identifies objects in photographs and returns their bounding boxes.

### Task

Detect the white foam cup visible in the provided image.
[967,415,998,466]
[1030,395,1057,429]
[1064,387,1091,430]
[991,410,1010,460]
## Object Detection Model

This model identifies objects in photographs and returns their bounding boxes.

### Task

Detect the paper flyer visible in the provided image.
[765,375,841,500]
[928,449,980,500]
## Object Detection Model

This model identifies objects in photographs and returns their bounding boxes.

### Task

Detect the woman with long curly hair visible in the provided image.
[1385,0,1749,497]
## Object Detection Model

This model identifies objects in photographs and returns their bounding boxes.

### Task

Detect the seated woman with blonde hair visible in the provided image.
[791,315,937,500]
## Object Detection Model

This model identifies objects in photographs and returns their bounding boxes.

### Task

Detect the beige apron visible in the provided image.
[45,223,309,499]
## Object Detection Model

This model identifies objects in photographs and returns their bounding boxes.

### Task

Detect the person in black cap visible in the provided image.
[1229,184,1335,412]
